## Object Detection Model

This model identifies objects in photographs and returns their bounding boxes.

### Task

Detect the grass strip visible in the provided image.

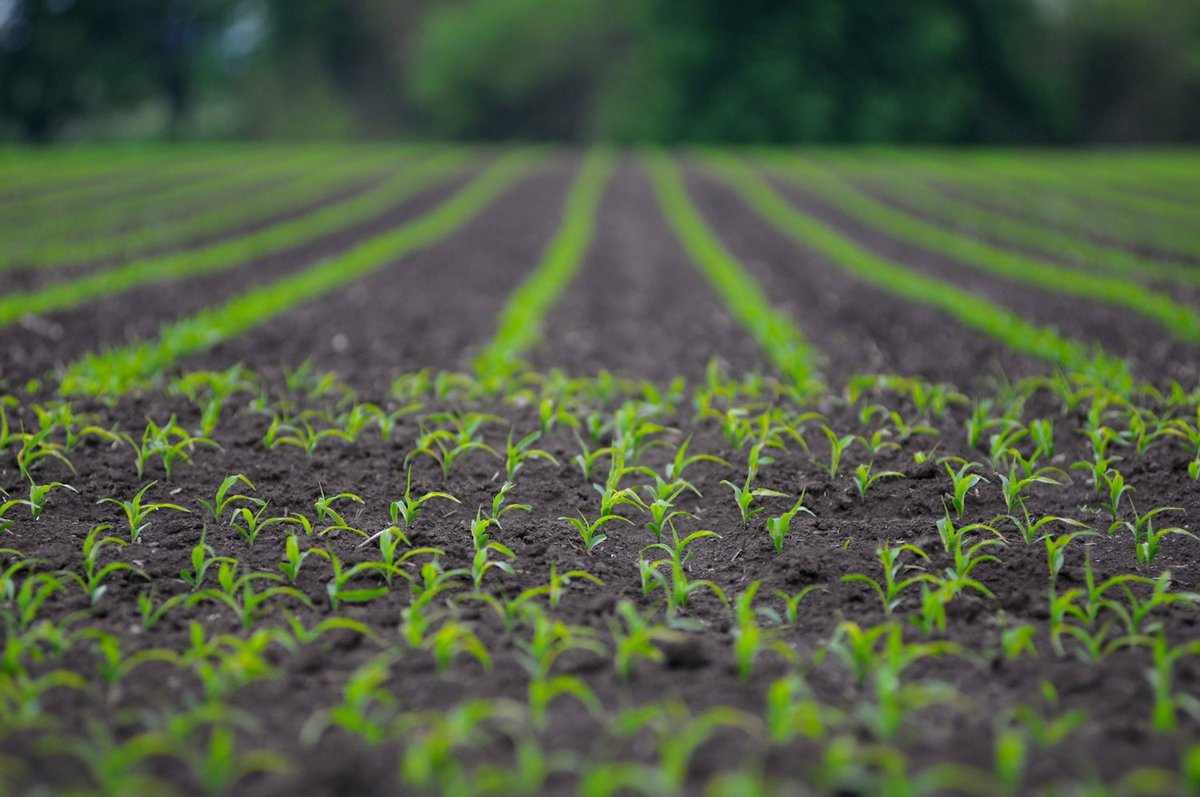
[58,150,540,396]
[3,148,414,270]
[703,153,1133,392]
[0,151,473,328]
[473,148,614,383]
[645,151,821,391]
[764,154,1200,343]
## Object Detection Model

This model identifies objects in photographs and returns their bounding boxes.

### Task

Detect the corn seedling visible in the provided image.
[388,468,460,531]
[137,589,190,631]
[98,481,190,542]
[608,600,678,678]
[117,415,218,479]
[1145,632,1200,733]
[942,458,987,519]
[1001,497,1091,545]
[277,533,329,584]
[323,548,389,611]
[853,462,904,502]
[313,488,366,535]
[1111,504,1196,566]
[68,524,148,605]
[642,527,727,614]
[3,477,76,521]
[504,430,559,481]
[819,425,857,478]
[765,492,816,553]
[720,449,787,526]
[196,474,261,524]
[842,542,937,615]
[561,510,632,554]
[572,433,612,482]
[731,581,795,678]
[189,562,312,629]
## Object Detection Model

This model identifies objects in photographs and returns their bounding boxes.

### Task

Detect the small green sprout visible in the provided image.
[819,425,856,478]
[561,510,632,553]
[98,481,190,542]
[841,542,936,615]
[196,474,261,523]
[942,458,988,519]
[852,462,904,502]
[390,469,460,528]
[68,523,149,605]
[504,429,560,481]
[765,492,815,553]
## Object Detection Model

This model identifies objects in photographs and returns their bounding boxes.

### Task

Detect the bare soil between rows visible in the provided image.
[2,154,1199,795]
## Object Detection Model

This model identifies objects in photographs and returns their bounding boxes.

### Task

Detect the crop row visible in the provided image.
[0,147,418,271]
[757,154,1200,340]
[0,151,475,330]
[56,151,540,396]
[699,154,1135,391]
[811,156,1200,289]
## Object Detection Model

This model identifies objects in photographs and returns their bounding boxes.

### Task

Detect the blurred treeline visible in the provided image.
[1,0,1198,144]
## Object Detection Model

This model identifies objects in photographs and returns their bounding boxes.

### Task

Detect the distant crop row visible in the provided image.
[7,146,1199,402]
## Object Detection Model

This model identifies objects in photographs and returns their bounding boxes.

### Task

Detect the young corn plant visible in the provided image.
[98,481,190,542]
[561,510,632,553]
[324,548,389,612]
[1123,508,1197,567]
[720,446,787,527]
[388,468,461,532]
[2,477,76,521]
[118,415,219,479]
[642,527,727,615]
[572,433,612,483]
[765,491,816,554]
[504,429,560,481]
[196,474,261,524]
[278,533,330,584]
[180,528,235,590]
[997,463,1067,514]
[853,462,904,502]
[730,581,795,679]
[189,562,313,630]
[942,458,988,519]
[819,425,856,478]
[841,542,937,615]
[68,524,149,605]
[608,600,677,679]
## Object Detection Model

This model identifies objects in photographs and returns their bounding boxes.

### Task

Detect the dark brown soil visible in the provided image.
[0,169,480,390]
[679,166,1049,391]
[0,168,404,296]
[751,172,1200,387]
[531,161,765,382]
[2,151,1199,797]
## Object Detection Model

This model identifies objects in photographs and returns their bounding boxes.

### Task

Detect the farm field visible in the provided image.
[3,144,1200,796]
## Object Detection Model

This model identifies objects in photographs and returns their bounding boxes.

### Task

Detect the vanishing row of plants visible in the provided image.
[473,149,615,384]
[699,153,1135,392]
[810,156,1200,289]
[0,151,478,328]
[54,151,540,396]
[870,152,1200,259]
[646,152,821,393]
[0,147,419,271]
[755,154,1200,342]
[0,145,291,226]
[2,359,1199,795]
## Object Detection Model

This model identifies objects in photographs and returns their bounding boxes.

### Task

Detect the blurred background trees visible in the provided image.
[0,0,1196,144]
